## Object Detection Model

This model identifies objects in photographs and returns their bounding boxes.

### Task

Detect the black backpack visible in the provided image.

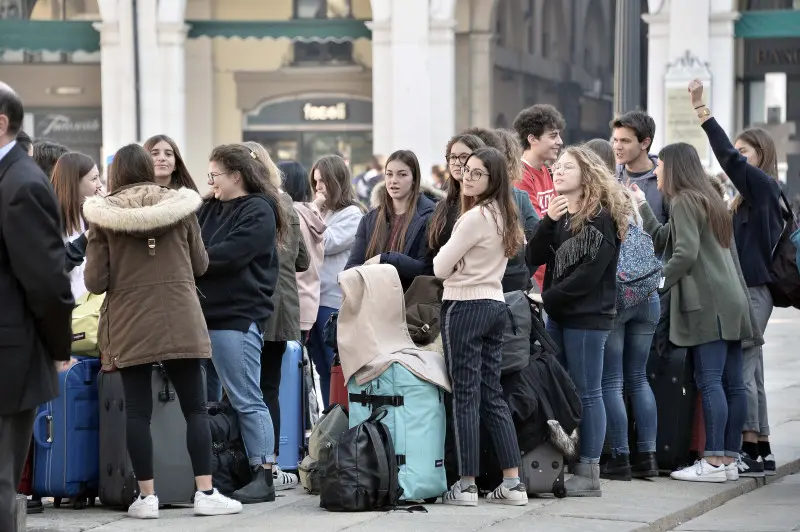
[208,401,252,496]
[319,407,402,511]
[768,192,800,310]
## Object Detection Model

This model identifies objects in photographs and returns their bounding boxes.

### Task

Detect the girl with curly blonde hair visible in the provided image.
[526,144,629,497]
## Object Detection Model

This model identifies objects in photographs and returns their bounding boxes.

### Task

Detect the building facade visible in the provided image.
[1,0,617,189]
[645,0,800,190]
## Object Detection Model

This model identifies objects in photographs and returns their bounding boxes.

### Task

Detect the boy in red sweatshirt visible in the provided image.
[513,104,565,290]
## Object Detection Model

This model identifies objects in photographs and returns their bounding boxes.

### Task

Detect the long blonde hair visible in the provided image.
[242,141,282,190]
[560,145,632,241]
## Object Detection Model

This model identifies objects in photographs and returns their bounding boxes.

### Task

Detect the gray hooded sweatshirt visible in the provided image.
[617,154,669,223]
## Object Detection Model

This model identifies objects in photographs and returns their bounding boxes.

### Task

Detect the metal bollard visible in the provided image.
[14,494,26,532]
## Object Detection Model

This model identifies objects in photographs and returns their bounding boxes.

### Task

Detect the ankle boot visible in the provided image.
[601,454,632,481]
[631,452,659,478]
[565,462,601,497]
[231,466,276,504]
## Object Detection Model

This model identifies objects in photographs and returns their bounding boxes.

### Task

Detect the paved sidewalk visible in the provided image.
[26,307,800,532]
[675,473,800,532]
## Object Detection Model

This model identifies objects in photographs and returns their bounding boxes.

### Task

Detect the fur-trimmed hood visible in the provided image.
[370,180,445,210]
[83,184,202,236]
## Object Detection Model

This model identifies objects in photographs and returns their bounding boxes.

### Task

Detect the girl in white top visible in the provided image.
[433,147,528,507]
[305,154,363,407]
[51,152,103,300]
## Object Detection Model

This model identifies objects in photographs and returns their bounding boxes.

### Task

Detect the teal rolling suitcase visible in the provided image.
[348,363,447,502]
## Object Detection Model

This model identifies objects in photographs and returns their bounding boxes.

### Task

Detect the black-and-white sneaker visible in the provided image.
[442,481,478,507]
[485,483,528,506]
[763,454,776,476]
[273,465,299,490]
[739,453,765,478]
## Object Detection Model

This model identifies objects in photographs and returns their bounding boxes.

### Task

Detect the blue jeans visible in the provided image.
[208,322,276,465]
[692,338,746,458]
[602,294,660,455]
[547,320,609,464]
[306,305,338,408]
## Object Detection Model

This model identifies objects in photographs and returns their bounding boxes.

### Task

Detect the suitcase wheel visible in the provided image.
[72,497,87,510]
[553,485,567,498]
[424,497,438,504]
[88,497,96,507]
[53,497,61,508]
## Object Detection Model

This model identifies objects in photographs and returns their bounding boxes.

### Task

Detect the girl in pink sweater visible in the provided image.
[433,147,527,507]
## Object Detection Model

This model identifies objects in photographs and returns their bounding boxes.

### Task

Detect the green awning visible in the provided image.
[186,19,371,42]
[0,20,100,52]
[736,10,800,39]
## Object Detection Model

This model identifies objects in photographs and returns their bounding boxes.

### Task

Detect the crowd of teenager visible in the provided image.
[0,72,791,526]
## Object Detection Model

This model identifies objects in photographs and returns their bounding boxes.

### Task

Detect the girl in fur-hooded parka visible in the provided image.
[83,144,242,519]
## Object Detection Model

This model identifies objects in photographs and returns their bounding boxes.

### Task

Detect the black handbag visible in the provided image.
[319,407,402,512]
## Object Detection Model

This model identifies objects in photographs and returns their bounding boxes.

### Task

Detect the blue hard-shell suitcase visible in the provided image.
[277,341,304,471]
[32,357,101,509]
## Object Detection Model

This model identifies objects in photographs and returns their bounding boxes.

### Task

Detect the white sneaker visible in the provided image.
[273,465,299,491]
[725,460,740,481]
[128,494,159,519]
[485,483,528,506]
[442,481,478,507]
[670,459,727,483]
[194,489,243,516]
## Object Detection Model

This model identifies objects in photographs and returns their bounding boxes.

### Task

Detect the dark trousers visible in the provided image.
[441,299,521,477]
[119,359,211,480]
[261,340,287,457]
[0,409,35,531]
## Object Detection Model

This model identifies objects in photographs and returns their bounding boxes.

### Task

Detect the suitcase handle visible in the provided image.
[32,411,53,448]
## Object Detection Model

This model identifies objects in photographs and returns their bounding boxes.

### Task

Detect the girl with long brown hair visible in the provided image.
[689,80,783,475]
[433,147,527,507]
[526,145,629,497]
[305,154,363,408]
[50,151,103,299]
[631,141,750,484]
[346,149,434,289]
[143,134,198,191]
[428,134,486,254]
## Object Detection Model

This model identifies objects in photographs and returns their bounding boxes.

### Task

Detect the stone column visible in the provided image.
[468,32,493,129]
[709,10,739,151]
[367,18,393,158]
[643,9,669,151]
[613,0,642,115]
[136,0,160,142]
[428,5,456,172]
[94,0,137,162]
[157,22,189,151]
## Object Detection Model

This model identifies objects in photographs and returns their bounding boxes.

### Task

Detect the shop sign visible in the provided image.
[745,38,800,76]
[303,102,348,121]
[246,97,371,129]
[32,108,102,145]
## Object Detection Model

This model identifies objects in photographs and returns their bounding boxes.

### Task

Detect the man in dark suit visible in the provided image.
[0,82,74,529]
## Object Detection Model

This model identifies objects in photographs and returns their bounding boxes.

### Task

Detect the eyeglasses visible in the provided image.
[551,164,577,174]
[447,153,470,165]
[207,171,227,185]
[462,167,489,182]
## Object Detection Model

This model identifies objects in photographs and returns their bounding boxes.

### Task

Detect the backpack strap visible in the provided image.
[363,418,391,502]
[372,416,402,506]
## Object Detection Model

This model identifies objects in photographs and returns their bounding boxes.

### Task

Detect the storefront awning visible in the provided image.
[736,10,800,39]
[186,19,371,42]
[0,20,100,53]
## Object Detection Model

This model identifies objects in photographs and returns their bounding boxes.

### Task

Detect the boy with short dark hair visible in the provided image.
[611,111,669,222]
[513,104,564,290]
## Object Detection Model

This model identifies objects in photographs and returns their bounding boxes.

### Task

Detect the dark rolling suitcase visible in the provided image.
[646,292,696,473]
[98,364,203,508]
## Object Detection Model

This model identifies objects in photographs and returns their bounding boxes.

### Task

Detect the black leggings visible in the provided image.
[260,340,286,457]
[119,359,211,480]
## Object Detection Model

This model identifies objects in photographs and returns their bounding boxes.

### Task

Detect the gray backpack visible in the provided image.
[502,291,532,375]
